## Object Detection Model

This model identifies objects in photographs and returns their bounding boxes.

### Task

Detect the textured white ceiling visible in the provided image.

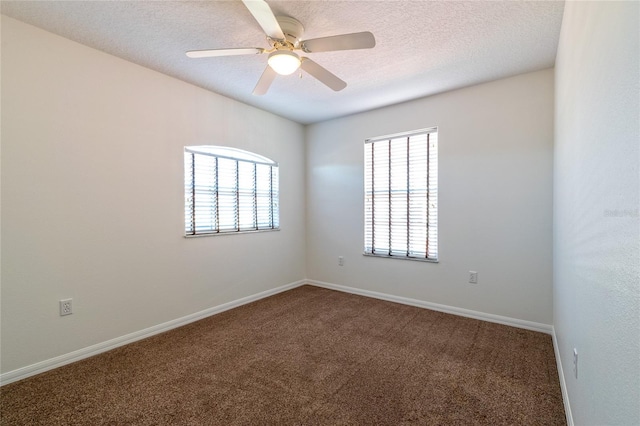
[1,1,565,124]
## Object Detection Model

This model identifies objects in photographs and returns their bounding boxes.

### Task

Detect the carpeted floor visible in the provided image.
[0,285,566,425]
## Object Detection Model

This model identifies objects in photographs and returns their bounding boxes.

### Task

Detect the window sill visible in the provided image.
[363,253,439,263]
[185,228,280,238]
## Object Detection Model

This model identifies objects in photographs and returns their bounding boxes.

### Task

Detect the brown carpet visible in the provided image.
[0,285,566,425]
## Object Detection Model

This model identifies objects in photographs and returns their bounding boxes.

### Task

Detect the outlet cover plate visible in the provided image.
[60,299,73,316]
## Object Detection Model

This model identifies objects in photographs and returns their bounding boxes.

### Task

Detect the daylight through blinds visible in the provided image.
[364,129,438,260]
[184,146,279,235]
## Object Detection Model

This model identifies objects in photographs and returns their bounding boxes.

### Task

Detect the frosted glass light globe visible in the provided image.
[268,51,301,75]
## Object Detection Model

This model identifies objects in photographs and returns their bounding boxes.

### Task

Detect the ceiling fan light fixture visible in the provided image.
[268,50,301,75]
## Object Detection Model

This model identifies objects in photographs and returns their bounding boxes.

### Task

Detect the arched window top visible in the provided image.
[185,145,277,166]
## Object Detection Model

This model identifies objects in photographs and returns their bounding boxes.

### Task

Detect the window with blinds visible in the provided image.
[364,128,438,261]
[184,146,279,236]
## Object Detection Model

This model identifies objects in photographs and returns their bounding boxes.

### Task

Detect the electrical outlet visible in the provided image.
[338,256,344,266]
[573,348,578,379]
[60,299,73,316]
[469,271,478,284]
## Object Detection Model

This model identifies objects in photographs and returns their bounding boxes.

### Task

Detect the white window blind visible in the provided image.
[364,128,438,260]
[184,146,279,236]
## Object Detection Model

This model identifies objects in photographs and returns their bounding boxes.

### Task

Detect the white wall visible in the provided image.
[0,16,306,374]
[306,69,554,325]
[554,2,640,425]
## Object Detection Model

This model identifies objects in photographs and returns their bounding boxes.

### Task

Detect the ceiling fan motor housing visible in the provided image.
[276,16,304,45]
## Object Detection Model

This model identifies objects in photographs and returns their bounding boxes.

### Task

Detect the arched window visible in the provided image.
[184,146,279,236]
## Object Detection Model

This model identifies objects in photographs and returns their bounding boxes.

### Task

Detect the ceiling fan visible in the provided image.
[186,0,376,95]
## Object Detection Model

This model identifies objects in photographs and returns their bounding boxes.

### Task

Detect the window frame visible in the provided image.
[184,146,280,237]
[363,127,438,262]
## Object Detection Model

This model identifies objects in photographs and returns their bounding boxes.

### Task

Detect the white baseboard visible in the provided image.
[552,326,574,426]
[306,280,553,334]
[0,280,306,386]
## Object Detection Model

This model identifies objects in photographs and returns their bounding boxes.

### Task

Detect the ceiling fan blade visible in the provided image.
[186,48,264,58]
[300,58,346,91]
[301,32,375,53]
[242,0,285,40]
[253,65,278,95]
